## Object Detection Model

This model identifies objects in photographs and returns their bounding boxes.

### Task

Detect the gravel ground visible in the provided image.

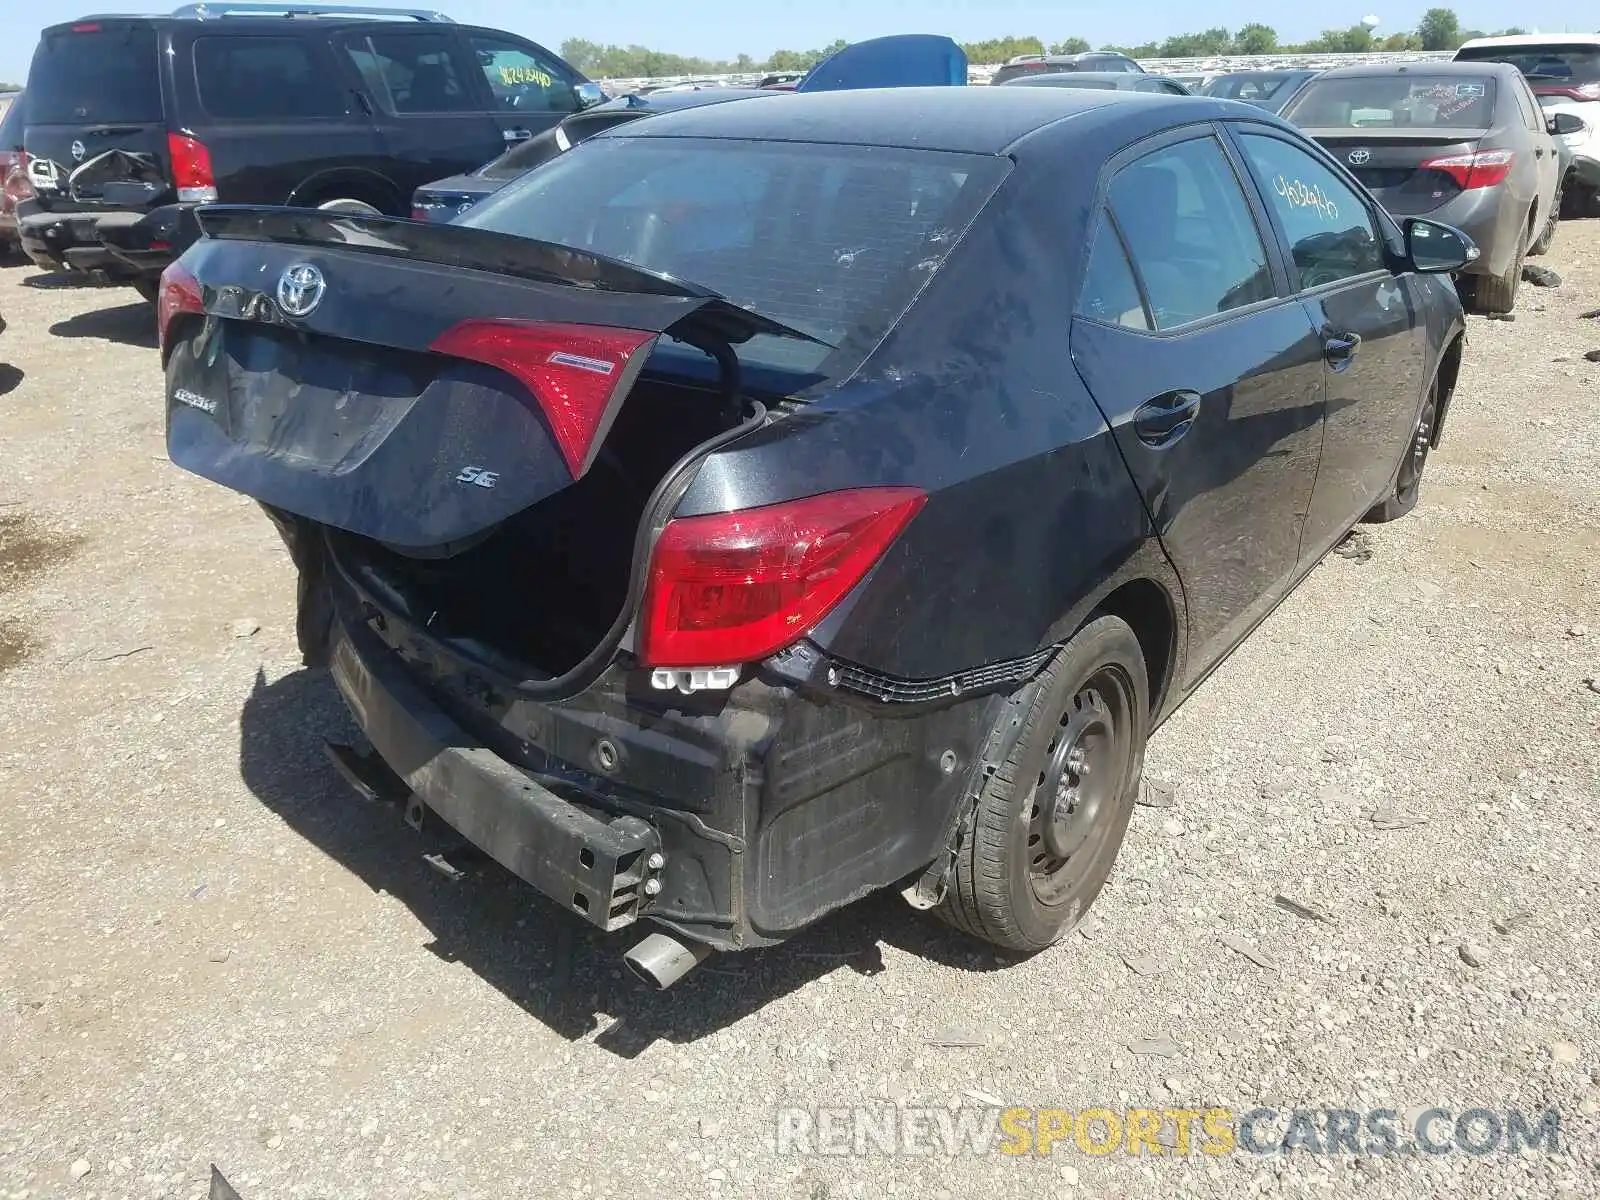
[0,228,1597,1200]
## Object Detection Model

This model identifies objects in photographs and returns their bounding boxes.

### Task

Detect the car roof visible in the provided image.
[1458,33,1600,49]
[1310,61,1515,80]
[607,85,1171,155]
[600,87,771,114]
[1012,71,1182,86]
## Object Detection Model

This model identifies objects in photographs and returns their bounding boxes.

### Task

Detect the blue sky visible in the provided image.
[2,1,1593,81]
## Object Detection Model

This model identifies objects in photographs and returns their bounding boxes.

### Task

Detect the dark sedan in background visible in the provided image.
[161,86,1472,981]
[1281,61,1574,313]
[1001,71,1193,95]
[1201,69,1321,113]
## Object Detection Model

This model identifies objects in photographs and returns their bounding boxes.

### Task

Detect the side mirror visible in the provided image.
[575,81,607,110]
[1404,217,1479,273]
[1548,111,1586,136]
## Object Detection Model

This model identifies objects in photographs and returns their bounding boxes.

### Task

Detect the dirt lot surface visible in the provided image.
[1,229,1597,1200]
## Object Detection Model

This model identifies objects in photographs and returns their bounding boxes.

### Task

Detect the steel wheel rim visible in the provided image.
[1398,389,1437,495]
[1027,666,1134,906]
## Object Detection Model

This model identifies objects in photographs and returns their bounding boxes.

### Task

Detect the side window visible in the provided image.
[1515,80,1544,132]
[193,37,346,119]
[1236,132,1387,289]
[343,33,474,114]
[1077,215,1151,330]
[469,36,578,114]
[1107,136,1273,330]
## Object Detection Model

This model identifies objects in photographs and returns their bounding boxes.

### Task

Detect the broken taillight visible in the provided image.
[167,131,218,203]
[1421,149,1514,190]
[638,488,927,669]
[428,319,657,477]
[157,261,203,353]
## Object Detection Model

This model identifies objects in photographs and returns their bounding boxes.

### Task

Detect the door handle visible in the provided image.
[503,128,533,142]
[1132,390,1202,447]
[1323,330,1362,371]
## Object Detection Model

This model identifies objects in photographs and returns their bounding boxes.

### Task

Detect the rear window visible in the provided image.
[27,28,163,124]
[1204,74,1295,101]
[1455,43,1600,87]
[459,136,1008,373]
[1283,75,1497,129]
[194,36,347,119]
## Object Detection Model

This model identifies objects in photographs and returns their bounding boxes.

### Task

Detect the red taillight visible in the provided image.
[429,318,657,477]
[166,131,217,203]
[71,22,101,32]
[157,262,204,353]
[1421,149,1514,190]
[410,205,427,221]
[1534,82,1600,102]
[639,488,927,668]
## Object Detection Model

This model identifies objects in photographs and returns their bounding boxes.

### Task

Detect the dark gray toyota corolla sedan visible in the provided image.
[1281,61,1577,314]
[161,87,1471,985]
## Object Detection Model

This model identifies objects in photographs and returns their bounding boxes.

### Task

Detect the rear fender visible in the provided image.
[286,168,404,215]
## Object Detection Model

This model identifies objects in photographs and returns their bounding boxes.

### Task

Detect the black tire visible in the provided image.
[1560,182,1598,220]
[1469,230,1524,315]
[936,615,1149,952]
[1364,374,1440,523]
[132,277,159,304]
[1529,202,1559,256]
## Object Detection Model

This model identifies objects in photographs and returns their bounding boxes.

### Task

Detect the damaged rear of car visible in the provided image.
[163,114,1046,982]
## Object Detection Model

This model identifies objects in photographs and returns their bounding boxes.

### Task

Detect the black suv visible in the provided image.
[990,51,1144,85]
[18,3,598,298]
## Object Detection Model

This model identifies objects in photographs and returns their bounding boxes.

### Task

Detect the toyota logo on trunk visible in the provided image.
[1348,148,1372,166]
[276,263,325,318]
[69,140,86,162]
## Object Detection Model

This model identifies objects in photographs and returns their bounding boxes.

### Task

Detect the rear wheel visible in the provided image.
[1529,200,1560,256]
[1467,227,1526,315]
[132,277,159,305]
[1364,375,1439,523]
[936,616,1148,952]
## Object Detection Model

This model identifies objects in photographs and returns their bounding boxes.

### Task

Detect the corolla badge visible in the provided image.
[276,263,325,318]
[1347,148,1372,166]
[69,140,86,162]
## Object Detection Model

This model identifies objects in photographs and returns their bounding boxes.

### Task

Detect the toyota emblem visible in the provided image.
[1347,148,1371,166]
[276,263,325,318]
[69,140,87,162]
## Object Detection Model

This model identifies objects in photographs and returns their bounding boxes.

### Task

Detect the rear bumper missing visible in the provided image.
[327,611,666,932]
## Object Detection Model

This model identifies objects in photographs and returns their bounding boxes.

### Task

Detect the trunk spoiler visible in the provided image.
[192,204,832,349]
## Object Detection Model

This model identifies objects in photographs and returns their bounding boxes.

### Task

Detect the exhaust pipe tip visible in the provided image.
[624,931,713,990]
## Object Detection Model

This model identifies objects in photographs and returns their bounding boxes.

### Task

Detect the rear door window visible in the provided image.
[1077,214,1151,329]
[342,32,475,114]
[1235,132,1387,289]
[468,35,579,114]
[1107,135,1274,329]
[194,36,347,119]
[26,27,163,123]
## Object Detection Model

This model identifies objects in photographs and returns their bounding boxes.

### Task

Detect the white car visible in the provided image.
[1456,33,1600,214]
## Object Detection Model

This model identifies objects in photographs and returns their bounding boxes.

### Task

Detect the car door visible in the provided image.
[1509,72,1561,215]
[460,30,583,149]
[1227,124,1427,558]
[334,29,504,198]
[1069,128,1328,682]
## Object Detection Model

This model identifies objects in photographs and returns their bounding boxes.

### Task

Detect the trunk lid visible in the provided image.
[1303,129,1489,215]
[164,207,819,553]
[24,22,172,213]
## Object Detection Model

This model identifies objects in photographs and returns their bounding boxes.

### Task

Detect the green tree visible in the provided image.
[1233,23,1278,55]
[559,38,603,72]
[960,36,1046,63]
[1159,26,1232,57]
[1049,37,1091,54]
[1417,7,1462,51]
